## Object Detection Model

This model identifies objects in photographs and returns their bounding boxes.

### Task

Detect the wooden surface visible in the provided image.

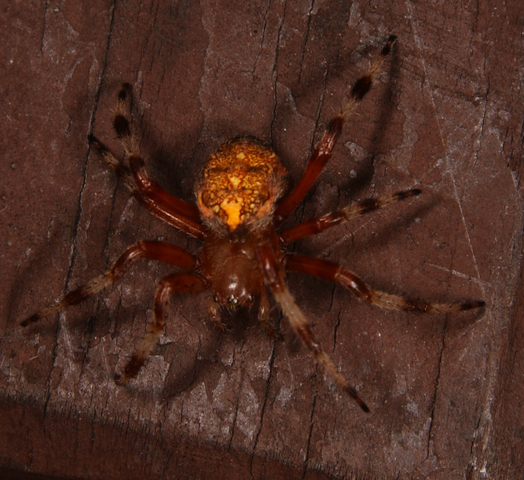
[1,0,523,478]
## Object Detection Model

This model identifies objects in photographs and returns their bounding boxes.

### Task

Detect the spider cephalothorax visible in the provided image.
[22,36,484,412]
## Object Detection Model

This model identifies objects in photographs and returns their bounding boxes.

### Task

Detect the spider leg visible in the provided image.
[89,135,203,238]
[256,244,369,412]
[274,35,397,225]
[94,83,205,239]
[21,241,197,327]
[115,272,208,385]
[286,255,485,313]
[89,135,137,194]
[207,296,229,332]
[258,287,279,338]
[281,188,421,243]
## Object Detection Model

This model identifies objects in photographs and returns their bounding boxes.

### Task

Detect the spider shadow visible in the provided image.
[9,240,57,329]
[350,192,439,256]
[10,241,67,387]
[346,189,486,326]
[12,226,109,343]
[446,302,487,335]
[157,298,274,401]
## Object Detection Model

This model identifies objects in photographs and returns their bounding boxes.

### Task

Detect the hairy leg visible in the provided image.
[256,244,369,412]
[285,255,485,313]
[274,35,397,225]
[92,83,205,238]
[115,272,208,385]
[281,188,421,243]
[22,241,197,327]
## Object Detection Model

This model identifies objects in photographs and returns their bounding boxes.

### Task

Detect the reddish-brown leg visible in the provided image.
[274,35,397,225]
[207,296,229,332]
[257,287,279,338]
[22,241,198,327]
[91,83,205,239]
[281,188,421,243]
[286,255,485,313]
[89,135,204,239]
[115,272,208,385]
[256,243,369,412]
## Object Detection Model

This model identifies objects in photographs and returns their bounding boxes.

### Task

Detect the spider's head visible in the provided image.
[196,137,287,235]
[214,292,256,311]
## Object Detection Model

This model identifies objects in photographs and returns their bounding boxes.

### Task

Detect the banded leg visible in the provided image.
[115,272,207,385]
[285,255,485,313]
[93,83,205,239]
[89,135,204,239]
[22,241,198,327]
[256,244,369,412]
[282,188,421,243]
[274,35,397,225]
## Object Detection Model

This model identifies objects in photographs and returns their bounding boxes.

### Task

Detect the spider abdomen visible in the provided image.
[196,137,288,234]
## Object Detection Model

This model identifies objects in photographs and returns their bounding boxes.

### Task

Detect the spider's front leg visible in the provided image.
[22,239,210,384]
[115,271,208,385]
[22,241,197,327]
[285,255,485,313]
[256,244,370,412]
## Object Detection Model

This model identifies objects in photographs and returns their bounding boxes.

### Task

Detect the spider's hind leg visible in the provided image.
[274,35,398,225]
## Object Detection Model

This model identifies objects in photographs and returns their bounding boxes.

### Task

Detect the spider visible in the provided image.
[22,35,484,412]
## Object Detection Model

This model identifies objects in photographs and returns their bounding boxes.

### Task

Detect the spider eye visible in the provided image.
[214,294,220,303]
[227,296,239,308]
[248,295,255,303]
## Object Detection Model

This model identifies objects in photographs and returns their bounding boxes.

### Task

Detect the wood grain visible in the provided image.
[1,0,522,478]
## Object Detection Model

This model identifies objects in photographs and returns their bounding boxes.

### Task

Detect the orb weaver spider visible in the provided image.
[22,35,484,412]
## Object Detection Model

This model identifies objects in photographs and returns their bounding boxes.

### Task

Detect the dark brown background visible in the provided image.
[1,0,523,479]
